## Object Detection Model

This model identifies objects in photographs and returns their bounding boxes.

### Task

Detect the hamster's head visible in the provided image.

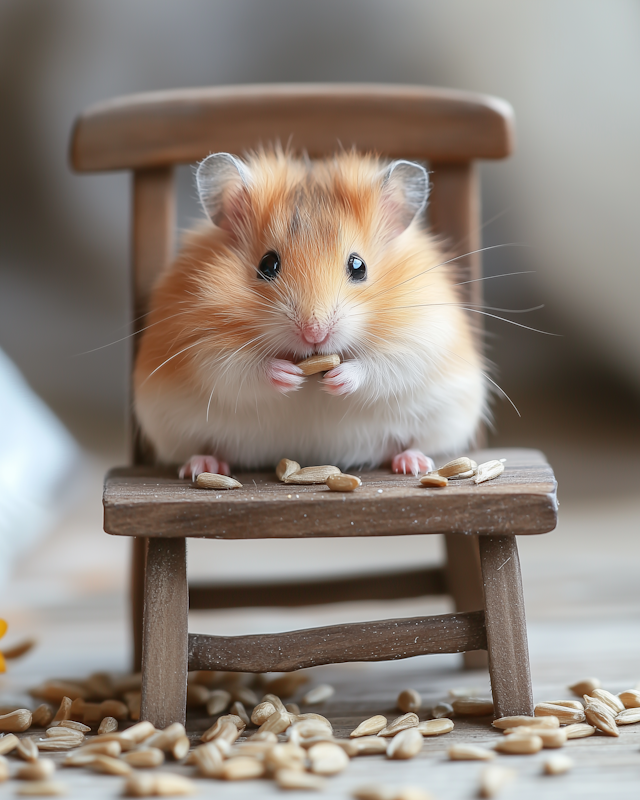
[190,149,448,365]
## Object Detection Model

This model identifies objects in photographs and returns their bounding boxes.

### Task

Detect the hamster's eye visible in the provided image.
[257,251,281,281]
[347,253,367,282]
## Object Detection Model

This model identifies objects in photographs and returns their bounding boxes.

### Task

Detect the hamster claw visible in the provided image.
[391,450,435,477]
[179,455,231,480]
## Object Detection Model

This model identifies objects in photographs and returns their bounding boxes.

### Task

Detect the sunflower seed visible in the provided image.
[296,354,341,376]
[417,719,454,736]
[494,734,543,754]
[616,708,640,725]
[265,743,307,773]
[563,723,596,739]
[276,768,325,790]
[0,734,19,755]
[276,459,302,482]
[251,701,277,726]
[31,706,53,728]
[221,756,266,780]
[493,715,558,730]
[618,689,640,709]
[196,473,242,490]
[568,677,600,697]
[97,717,118,735]
[284,466,341,485]
[326,474,362,492]
[16,781,67,796]
[432,702,454,719]
[419,474,448,488]
[301,685,335,706]
[479,766,516,798]
[16,760,56,781]
[350,716,387,738]
[191,743,224,777]
[473,460,505,484]
[584,705,618,736]
[544,754,574,775]
[534,703,584,724]
[396,689,421,714]
[590,689,625,714]
[448,744,495,760]
[16,737,39,762]
[0,709,32,732]
[386,728,423,760]
[123,772,196,796]
[452,698,494,716]
[378,713,419,737]
[437,457,475,477]
[308,742,349,775]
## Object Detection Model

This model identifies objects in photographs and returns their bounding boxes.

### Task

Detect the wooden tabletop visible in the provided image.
[103,448,557,539]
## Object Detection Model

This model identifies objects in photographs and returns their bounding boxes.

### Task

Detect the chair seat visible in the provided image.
[104,447,557,539]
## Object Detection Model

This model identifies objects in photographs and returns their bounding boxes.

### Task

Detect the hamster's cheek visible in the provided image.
[321,360,364,396]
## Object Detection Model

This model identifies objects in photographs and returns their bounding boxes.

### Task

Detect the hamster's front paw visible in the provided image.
[391,449,435,476]
[322,360,364,396]
[179,455,231,480]
[266,359,305,393]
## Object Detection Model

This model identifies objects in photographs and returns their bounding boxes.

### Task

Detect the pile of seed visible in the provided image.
[0,671,636,796]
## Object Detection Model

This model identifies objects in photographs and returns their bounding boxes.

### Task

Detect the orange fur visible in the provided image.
[134,149,482,468]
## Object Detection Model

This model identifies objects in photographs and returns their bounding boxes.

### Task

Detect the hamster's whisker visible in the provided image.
[454,270,535,287]
[353,243,529,309]
[73,308,196,356]
[351,302,557,336]
[141,338,211,385]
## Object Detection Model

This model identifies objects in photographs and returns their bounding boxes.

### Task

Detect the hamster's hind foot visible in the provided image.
[179,455,231,480]
[391,449,435,476]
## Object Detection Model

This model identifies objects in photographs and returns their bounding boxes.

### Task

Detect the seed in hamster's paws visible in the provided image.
[179,455,231,480]
[392,449,435,476]
[322,361,363,396]
[266,359,305,393]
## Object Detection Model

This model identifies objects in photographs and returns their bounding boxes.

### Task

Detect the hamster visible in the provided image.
[133,149,486,478]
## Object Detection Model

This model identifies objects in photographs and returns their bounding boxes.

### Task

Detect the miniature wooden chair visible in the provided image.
[70,85,558,728]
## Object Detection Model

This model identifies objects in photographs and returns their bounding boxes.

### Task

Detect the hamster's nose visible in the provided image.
[301,322,330,346]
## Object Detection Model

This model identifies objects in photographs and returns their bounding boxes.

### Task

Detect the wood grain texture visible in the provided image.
[479,535,533,717]
[70,84,514,172]
[140,538,188,727]
[129,168,176,670]
[444,534,488,670]
[189,566,447,610]
[188,610,486,672]
[104,448,557,539]
[429,161,481,309]
[130,537,146,673]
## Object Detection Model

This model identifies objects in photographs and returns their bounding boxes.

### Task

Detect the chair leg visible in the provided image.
[445,534,488,669]
[478,535,533,718]
[131,537,146,673]
[140,538,188,727]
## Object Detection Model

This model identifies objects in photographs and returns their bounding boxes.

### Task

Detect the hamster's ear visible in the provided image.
[380,160,429,237]
[196,153,252,231]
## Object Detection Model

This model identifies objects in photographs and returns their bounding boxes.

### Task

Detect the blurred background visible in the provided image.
[0,0,638,634]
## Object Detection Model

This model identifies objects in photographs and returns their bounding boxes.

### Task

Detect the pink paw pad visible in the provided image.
[266,359,305,393]
[391,449,435,476]
[179,455,231,480]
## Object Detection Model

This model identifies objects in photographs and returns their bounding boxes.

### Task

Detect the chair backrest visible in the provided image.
[71,83,514,464]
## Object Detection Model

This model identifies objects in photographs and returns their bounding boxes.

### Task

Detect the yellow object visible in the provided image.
[0,619,8,672]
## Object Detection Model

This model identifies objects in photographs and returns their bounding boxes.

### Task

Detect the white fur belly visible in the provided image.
[137,370,485,470]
